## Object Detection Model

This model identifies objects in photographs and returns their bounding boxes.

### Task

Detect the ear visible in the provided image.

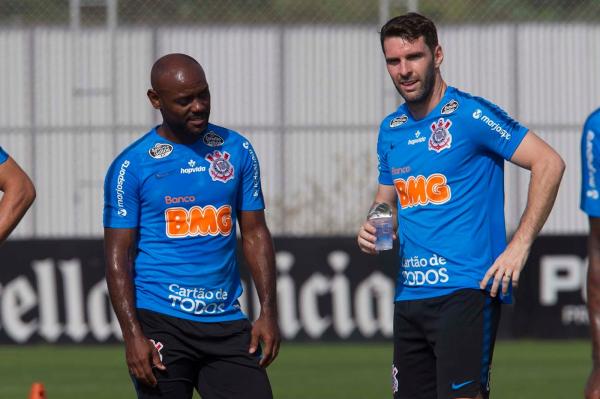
[433,45,444,69]
[147,89,161,110]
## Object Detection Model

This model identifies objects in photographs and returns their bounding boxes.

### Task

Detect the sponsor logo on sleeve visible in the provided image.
[202,131,225,147]
[393,173,451,209]
[243,141,261,197]
[149,143,174,159]
[428,118,452,153]
[115,160,131,217]
[389,114,408,128]
[586,130,599,199]
[472,109,511,140]
[441,99,459,115]
[205,151,234,183]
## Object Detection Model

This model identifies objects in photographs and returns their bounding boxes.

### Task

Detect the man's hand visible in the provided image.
[249,313,280,368]
[357,221,378,255]
[125,335,166,387]
[479,242,530,297]
[357,220,397,255]
[586,366,600,399]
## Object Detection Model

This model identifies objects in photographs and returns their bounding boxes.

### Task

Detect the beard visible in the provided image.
[394,62,436,105]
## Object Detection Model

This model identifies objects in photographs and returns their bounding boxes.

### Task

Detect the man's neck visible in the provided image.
[157,124,203,145]
[406,76,447,120]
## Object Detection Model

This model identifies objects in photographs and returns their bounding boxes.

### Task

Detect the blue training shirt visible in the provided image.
[103,124,265,322]
[581,108,600,217]
[0,147,8,165]
[377,86,528,303]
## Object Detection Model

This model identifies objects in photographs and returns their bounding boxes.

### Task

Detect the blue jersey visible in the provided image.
[0,147,8,165]
[581,108,600,217]
[377,86,528,302]
[103,124,265,322]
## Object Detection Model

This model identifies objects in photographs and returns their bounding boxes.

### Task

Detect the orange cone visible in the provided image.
[28,382,46,399]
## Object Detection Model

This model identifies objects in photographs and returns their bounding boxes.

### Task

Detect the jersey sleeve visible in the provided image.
[469,98,528,160]
[581,113,600,217]
[237,139,265,211]
[103,155,140,228]
[0,147,9,165]
[377,124,394,186]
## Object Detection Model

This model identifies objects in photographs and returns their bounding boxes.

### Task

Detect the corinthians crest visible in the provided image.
[428,118,452,153]
[205,150,234,182]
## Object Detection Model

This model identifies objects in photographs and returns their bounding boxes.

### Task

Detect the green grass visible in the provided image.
[0,341,591,399]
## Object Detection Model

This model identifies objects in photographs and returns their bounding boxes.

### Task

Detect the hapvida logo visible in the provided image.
[165,205,232,238]
[393,174,451,209]
[407,131,425,145]
[180,159,206,174]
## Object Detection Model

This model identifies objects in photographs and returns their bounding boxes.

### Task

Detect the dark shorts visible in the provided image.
[392,289,501,399]
[133,309,273,399]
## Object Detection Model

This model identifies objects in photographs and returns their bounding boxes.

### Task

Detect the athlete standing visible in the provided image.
[104,53,279,399]
[357,13,564,399]
[0,147,35,243]
[580,107,600,399]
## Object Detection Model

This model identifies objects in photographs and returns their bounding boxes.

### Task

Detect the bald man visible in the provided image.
[103,53,278,399]
[0,147,35,243]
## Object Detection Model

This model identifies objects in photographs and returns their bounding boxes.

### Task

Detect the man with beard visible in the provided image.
[580,107,600,399]
[357,13,564,399]
[104,53,279,399]
[0,147,35,243]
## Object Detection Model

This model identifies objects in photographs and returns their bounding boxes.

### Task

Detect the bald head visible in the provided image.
[150,53,206,92]
[147,53,211,142]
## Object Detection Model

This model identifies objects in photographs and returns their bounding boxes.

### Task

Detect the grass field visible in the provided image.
[0,340,591,399]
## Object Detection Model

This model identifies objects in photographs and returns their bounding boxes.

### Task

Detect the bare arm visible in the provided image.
[357,184,398,254]
[0,157,36,243]
[104,227,164,386]
[586,218,600,399]
[480,131,565,296]
[238,210,280,367]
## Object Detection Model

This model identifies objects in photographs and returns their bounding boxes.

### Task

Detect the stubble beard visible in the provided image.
[395,62,436,106]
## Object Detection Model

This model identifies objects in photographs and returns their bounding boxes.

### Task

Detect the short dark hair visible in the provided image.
[380,13,439,53]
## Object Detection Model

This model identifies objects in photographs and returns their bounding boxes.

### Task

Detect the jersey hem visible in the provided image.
[395,285,512,304]
[136,306,248,323]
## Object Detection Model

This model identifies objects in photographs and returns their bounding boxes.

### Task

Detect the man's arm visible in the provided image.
[0,157,35,243]
[586,218,600,399]
[480,131,565,296]
[238,210,280,368]
[357,184,398,254]
[104,228,164,386]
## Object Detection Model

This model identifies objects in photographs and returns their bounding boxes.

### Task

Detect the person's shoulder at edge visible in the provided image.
[584,107,600,128]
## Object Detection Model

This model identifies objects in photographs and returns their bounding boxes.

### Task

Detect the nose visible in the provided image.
[398,61,411,78]
[190,99,202,113]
